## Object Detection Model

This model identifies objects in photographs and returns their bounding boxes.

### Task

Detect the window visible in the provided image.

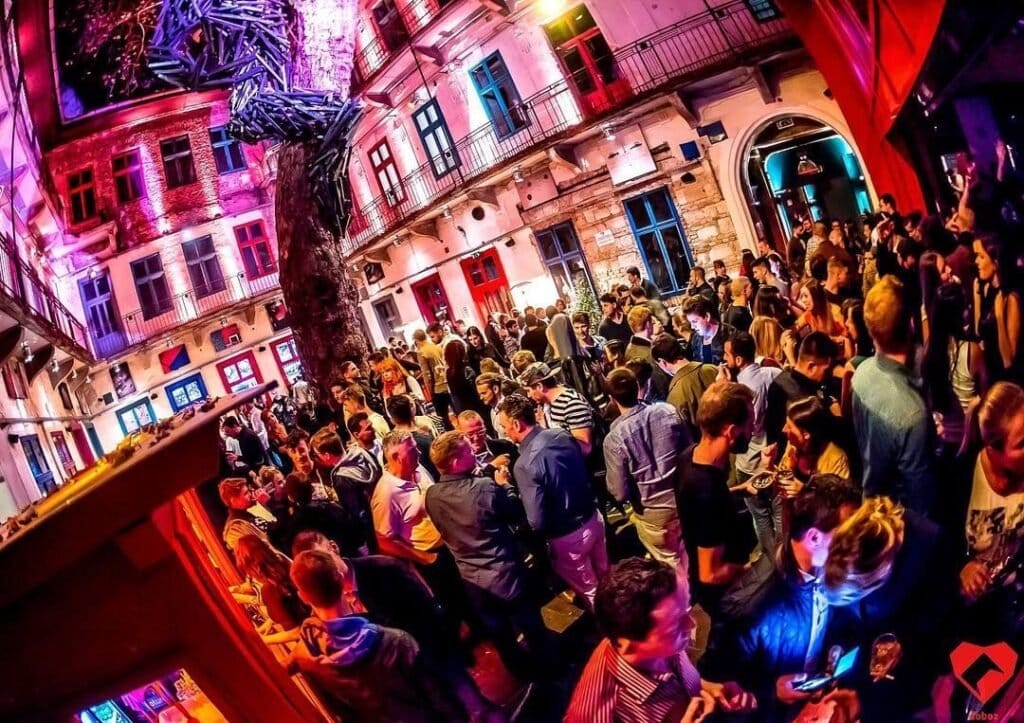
[470,52,529,139]
[544,5,627,115]
[166,372,208,412]
[67,168,96,223]
[131,253,173,319]
[2,361,26,400]
[50,431,77,476]
[234,221,277,279]
[182,236,226,298]
[372,296,401,340]
[412,100,460,179]
[372,0,409,52]
[744,0,780,22]
[79,270,125,357]
[111,150,146,204]
[535,221,597,302]
[368,139,404,206]
[217,351,263,393]
[116,398,156,436]
[623,187,693,295]
[271,336,303,385]
[20,435,55,494]
[160,135,196,188]
[209,126,247,174]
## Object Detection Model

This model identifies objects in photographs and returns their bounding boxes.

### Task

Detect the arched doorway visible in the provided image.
[742,115,872,253]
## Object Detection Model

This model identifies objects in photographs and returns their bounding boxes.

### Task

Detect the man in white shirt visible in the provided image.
[372,431,440,565]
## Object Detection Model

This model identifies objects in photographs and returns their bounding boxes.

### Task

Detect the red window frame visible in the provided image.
[2,361,27,400]
[233,220,278,279]
[216,350,263,394]
[270,335,303,386]
[368,139,404,207]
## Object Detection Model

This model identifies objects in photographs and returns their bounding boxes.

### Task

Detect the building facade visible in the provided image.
[342,0,877,346]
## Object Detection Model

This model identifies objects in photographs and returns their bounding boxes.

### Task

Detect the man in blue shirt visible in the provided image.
[852,276,936,515]
[498,394,607,608]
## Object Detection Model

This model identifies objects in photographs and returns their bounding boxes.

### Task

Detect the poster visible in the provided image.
[159,344,191,373]
[109,362,136,399]
[210,323,242,352]
[266,299,290,332]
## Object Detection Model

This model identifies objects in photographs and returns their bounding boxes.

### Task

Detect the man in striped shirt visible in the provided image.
[566,558,756,723]
[517,361,594,455]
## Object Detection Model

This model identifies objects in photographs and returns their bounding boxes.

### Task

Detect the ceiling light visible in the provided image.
[50,358,60,373]
[512,167,525,183]
[601,124,615,141]
[21,342,33,364]
[442,206,453,220]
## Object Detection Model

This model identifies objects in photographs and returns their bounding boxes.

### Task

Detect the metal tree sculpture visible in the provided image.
[148,0,369,388]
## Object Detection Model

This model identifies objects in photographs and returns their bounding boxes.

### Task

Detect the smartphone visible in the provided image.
[792,647,859,692]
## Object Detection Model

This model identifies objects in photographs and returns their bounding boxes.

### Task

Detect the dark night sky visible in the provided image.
[54,0,169,119]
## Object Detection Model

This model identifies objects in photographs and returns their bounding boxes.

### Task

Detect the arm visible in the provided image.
[376,535,437,565]
[996,291,1021,370]
[515,459,547,533]
[697,545,747,586]
[406,376,425,402]
[570,427,593,457]
[602,432,629,504]
[419,354,435,400]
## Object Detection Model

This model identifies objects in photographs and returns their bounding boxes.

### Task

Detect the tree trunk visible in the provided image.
[276,140,368,388]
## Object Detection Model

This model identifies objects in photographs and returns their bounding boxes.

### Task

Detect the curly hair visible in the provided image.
[595,558,680,642]
[825,496,905,602]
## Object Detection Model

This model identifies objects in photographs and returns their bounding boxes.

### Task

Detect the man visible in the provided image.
[281,427,316,477]
[750,257,789,298]
[565,557,756,723]
[729,476,861,721]
[627,265,660,301]
[765,332,836,449]
[425,431,553,681]
[603,368,689,565]
[386,394,439,480]
[347,412,384,461]
[624,357,668,405]
[372,431,441,566]
[500,318,520,359]
[675,382,758,615]
[288,550,466,721]
[724,332,782,553]
[683,296,733,365]
[499,395,606,607]
[598,292,632,345]
[852,275,936,514]
[823,255,854,306]
[413,328,453,430]
[219,477,276,553]
[629,285,670,329]
[518,313,549,361]
[652,333,717,437]
[474,372,508,441]
[281,473,370,558]
[339,385,390,438]
[787,231,806,282]
[712,259,730,288]
[684,266,715,301]
[310,426,378,554]
[517,361,594,456]
[625,304,656,366]
[222,415,267,471]
[804,221,828,276]
[457,410,517,481]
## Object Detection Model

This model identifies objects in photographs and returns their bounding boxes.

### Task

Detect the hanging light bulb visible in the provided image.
[50,357,60,373]
[601,123,616,141]
[21,342,33,364]
[442,206,453,220]
[512,167,525,183]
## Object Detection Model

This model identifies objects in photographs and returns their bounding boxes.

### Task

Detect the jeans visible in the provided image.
[547,512,608,608]
[431,391,454,430]
[745,490,783,555]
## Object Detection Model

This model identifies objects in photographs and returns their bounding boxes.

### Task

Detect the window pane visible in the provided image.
[624,197,652,229]
[586,34,618,84]
[482,256,499,281]
[554,224,579,253]
[648,189,674,223]
[537,231,559,261]
[560,47,595,94]
[660,226,692,292]
[637,232,672,292]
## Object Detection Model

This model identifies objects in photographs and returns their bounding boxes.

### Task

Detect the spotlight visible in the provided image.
[50,358,60,373]
[70,369,78,380]
[21,342,33,364]
[512,167,525,183]
[442,206,453,220]
[601,123,615,141]
[219,316,228,326]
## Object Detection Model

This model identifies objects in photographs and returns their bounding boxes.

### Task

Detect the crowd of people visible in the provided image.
[210,149,1024,722]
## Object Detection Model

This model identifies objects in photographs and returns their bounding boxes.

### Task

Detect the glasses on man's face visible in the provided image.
[465,427,487,439]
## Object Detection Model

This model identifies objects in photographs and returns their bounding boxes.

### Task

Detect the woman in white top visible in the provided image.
[961,382,1024,605]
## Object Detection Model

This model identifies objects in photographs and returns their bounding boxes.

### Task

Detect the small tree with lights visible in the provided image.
[572,274,601,329]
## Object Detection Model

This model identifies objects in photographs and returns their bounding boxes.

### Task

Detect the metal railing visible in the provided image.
[0,234,91,354]
[91,270,281,359]
[345,1,792,255]
[353,0,444,83]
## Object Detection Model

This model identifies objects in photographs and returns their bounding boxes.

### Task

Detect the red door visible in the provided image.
[460,248,512,324]
[69,423,96,467]
[216,350,264,394]
[50,431,77,477]
[411,273,453,324]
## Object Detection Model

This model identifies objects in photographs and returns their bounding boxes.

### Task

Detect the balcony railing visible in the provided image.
[91,270,281,359]
[0,234,91,355]
[344,0,792,256]
[353,0,448,84]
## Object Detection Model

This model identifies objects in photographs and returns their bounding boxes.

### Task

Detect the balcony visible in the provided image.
[90,271,281,359]
[0,234,92,358]
[345,0,793,256]
[353,0,452,85]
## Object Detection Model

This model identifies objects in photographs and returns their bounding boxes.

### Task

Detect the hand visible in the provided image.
[494,464,510,486]
[819,688,860,723]
[680,690,715,723]
[960,560,991,600]
[491,454,510,468]
[716,364,731,383]
[778,476,804,500]
[776,673,813,705]
[225,452,238,463]
[706,680,756,712]
[759,443,778,470]
[733,479,761,496]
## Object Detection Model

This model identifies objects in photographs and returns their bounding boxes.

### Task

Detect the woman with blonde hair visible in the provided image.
[749,316,783,367]
[233,534,307,643]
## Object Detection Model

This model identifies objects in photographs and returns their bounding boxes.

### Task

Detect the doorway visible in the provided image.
[411,274,453,325]
[460,248,512,324]
[742,116,872,254]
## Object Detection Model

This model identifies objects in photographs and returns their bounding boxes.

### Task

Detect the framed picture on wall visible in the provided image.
[109,362,136,400]
[266,300,290,332]
[210,324,242,352]
[159,344,191,373]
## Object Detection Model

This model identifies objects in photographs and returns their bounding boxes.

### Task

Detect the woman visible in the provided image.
[918,250,952,343]
[444,339,489,429]
[717,279,732,320]
[752,285,786,322]
[233,534,308,643]
[261,408,292,473]
[922,283,982,453]
[960,383,1024,641]
[547,313,590,398]
[723,277,753,332]
[749,316,784,367]
[379,357,424,406]
[974,233,1022,386]
[795,278,844,340]
[465,325,506,371]
[772,396,851,498]
[841,299,874,369]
